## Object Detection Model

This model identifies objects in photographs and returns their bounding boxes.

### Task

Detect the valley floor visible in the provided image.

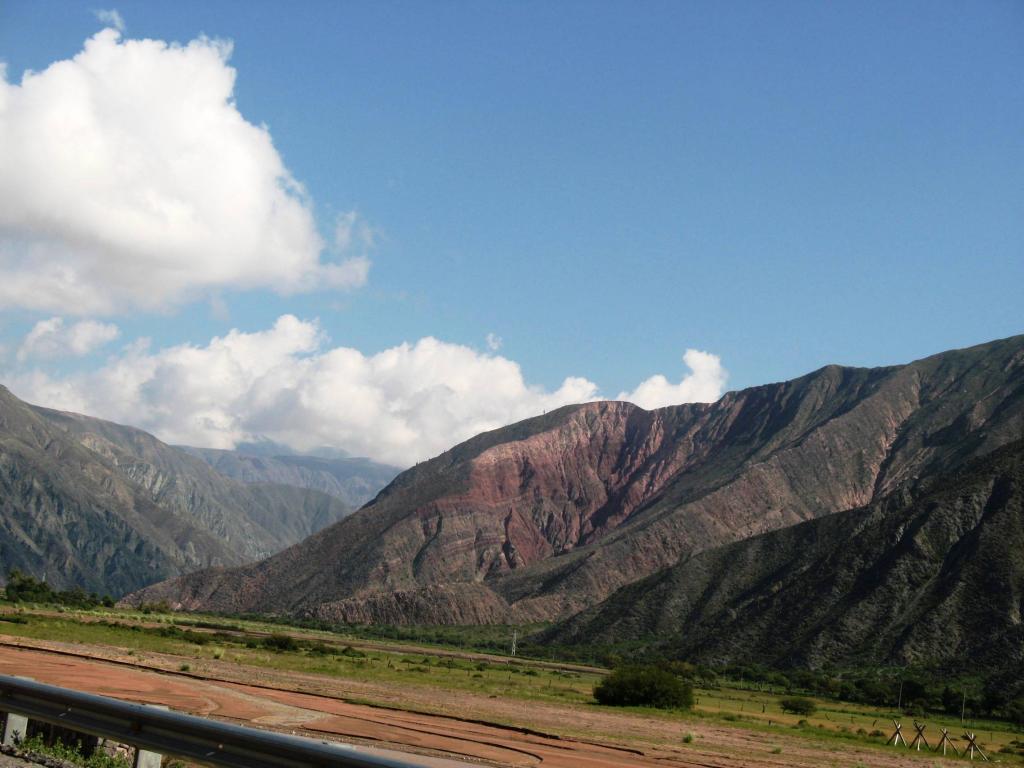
[0,632,1000,768]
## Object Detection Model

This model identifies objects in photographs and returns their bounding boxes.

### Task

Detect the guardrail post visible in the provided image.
[132,704,167,768]
[2,676,32,747]
[133,745,161,768]
[1,710,28,748]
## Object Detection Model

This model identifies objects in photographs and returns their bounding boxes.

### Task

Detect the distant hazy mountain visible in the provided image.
[0,387,351,596]
[128,335,1024,631]
[546,440,1024,674]
[179,446,399,508]
[230,439,351,460]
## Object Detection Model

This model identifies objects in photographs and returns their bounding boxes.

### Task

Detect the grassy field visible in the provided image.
[0,607,601,705]
[2,602,1023,762]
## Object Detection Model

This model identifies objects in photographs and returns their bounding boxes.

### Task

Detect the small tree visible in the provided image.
[5,570,55,603]
[901,679,929,709]
[779,696,817,716]
[594,665,694,710]
[1004,698,1024,728]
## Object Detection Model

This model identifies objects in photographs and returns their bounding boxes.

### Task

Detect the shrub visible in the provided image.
[19,734,130,768]
[3,570,114,609]
[779,696,817,716]
[593,665,694,709]
[262,633,299,652]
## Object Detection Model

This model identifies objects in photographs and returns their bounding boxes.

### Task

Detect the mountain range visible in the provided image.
[178,446,399,509]
[0,387,391,595]
[128,334,1024,647]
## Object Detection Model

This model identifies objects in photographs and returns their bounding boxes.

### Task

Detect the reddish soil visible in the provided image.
[0,640,952,768]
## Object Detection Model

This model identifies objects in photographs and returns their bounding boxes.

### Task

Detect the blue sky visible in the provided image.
[0,1,1021,464]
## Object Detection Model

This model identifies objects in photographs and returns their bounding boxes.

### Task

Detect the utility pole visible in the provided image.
[961,689,967,725]
[897,679,904,711]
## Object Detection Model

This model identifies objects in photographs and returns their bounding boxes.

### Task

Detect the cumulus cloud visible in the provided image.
[94,9,125,32]
[0,27,365,314]
[617,349,728,409]
[485,332,502,351]
[7,316,600,466]
[17,317,120,361]
[6,317,727,466]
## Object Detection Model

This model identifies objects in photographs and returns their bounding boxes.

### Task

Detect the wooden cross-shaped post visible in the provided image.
[908,721,930,751]
[962,732,989,761]
[934,728,959,757]
[886,719,908,747]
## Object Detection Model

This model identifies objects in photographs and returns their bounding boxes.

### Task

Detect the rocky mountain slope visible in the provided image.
[127,334,1024,625]
[0,387,351,596]
[546,440,1024,673]
[179,447,399,508]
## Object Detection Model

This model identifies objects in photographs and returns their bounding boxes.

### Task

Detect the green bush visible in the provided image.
[779,696,817,716]
[3,570,114,609]
[593,665,694,709]
[262,633,299,652]
[19,734,130,768]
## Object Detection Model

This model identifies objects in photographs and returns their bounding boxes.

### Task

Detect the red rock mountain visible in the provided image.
[128,335,1024,624]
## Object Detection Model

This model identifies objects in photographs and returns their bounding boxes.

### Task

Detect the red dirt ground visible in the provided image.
[0,640,957,768]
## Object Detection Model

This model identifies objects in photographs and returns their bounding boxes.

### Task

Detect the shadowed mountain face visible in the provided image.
[178,447,399,508]
[127,335,1024,625]
[0,388,351,596]
[545,441,1024,673]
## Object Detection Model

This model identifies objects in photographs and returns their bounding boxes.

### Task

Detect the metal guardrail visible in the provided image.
[0,674,424,768]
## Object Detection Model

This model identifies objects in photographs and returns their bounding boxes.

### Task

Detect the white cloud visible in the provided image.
[94,9,125,32]
[617,349,728,409]
[0,28,366,315]
[333,210,375,253]
[6,316,726,466]
[485,332,502,351]
[7,316,595,466]
[17,317,120,361]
